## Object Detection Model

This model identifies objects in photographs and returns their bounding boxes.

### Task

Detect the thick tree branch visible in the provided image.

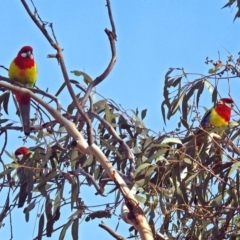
[0,81,153,239]
[0,76,61,111]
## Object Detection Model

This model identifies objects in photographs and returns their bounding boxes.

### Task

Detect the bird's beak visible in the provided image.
[27,51,33,59]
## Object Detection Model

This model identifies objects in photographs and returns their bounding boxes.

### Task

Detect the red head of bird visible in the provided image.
[214,98,234,123]
[14,46,35,69]
[15,147,31,160]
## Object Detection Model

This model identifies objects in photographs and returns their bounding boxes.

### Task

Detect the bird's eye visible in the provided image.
[21,53,27,58]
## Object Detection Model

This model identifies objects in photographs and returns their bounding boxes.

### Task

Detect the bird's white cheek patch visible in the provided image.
[21,53,27,58]
[225,103,232,108]
[16,154,23,160]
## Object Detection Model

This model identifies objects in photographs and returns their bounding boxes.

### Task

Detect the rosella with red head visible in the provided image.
[194,98,234,148]
[14,146,32,208]
[183,98,234,176]
[200,98,234,129]
[9,46,37,135]
[15,146,31,159]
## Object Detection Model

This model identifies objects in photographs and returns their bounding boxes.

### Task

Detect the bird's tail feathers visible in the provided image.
[18,102,30,135]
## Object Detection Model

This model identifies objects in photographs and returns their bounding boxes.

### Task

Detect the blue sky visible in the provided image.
[0,0,240,239]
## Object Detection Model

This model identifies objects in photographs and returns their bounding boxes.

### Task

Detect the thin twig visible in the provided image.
[0,130,7,168]
[32,100,52,123]
[31,88,62,111]
[99,221,126,240]
[55,46,94,145]
[9,207,13,240]
[68,167,105,196]
[49,23,59,43]
[106,0,117,39]
[89,111,135,170]
[75,84,93,111]
[21,0,56,48]
[80,0,117,107]
[81,29,117,107]
[0,65,8,71]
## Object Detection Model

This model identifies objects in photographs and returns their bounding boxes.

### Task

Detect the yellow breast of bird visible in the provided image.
[9,61,37,88]
[209,109,228,127]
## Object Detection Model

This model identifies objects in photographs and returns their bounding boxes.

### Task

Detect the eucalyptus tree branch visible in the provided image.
[0,76,61,111]
[0,116,75,135]
[19,1,153,238]
[75,84,93,111]
[0,126,23,133]
[106,0,117,39]
[80,1,117,107]
[31,88,62,111]
[68,167,104,196]
[121,182,139,223]
[0,80,154,239]
[54,46,94,146]
[81,29,117,107]
[155,232,169,240]
[32,100,52,123]
[99,221,126,240]
[21,0,56,48]
[227,139,240,156]
[89,111,135,180]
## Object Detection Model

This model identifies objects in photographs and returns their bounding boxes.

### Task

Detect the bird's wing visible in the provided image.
[200,108,212,128]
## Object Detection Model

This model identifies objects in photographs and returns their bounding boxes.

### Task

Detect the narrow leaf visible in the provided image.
[37,213,45,240]
[71,218,79,240]
[59,219,73,240]
[141,109,147,120]
[161,137,182,145]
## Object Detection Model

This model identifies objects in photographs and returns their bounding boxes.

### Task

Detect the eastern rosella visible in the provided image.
[15,146,32,208]
[9,46,37,135]
[15,146,47,208]
[194,97,234,148]
[200,98,234,129]
[183,98,234,177]
[199,98,234,154]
